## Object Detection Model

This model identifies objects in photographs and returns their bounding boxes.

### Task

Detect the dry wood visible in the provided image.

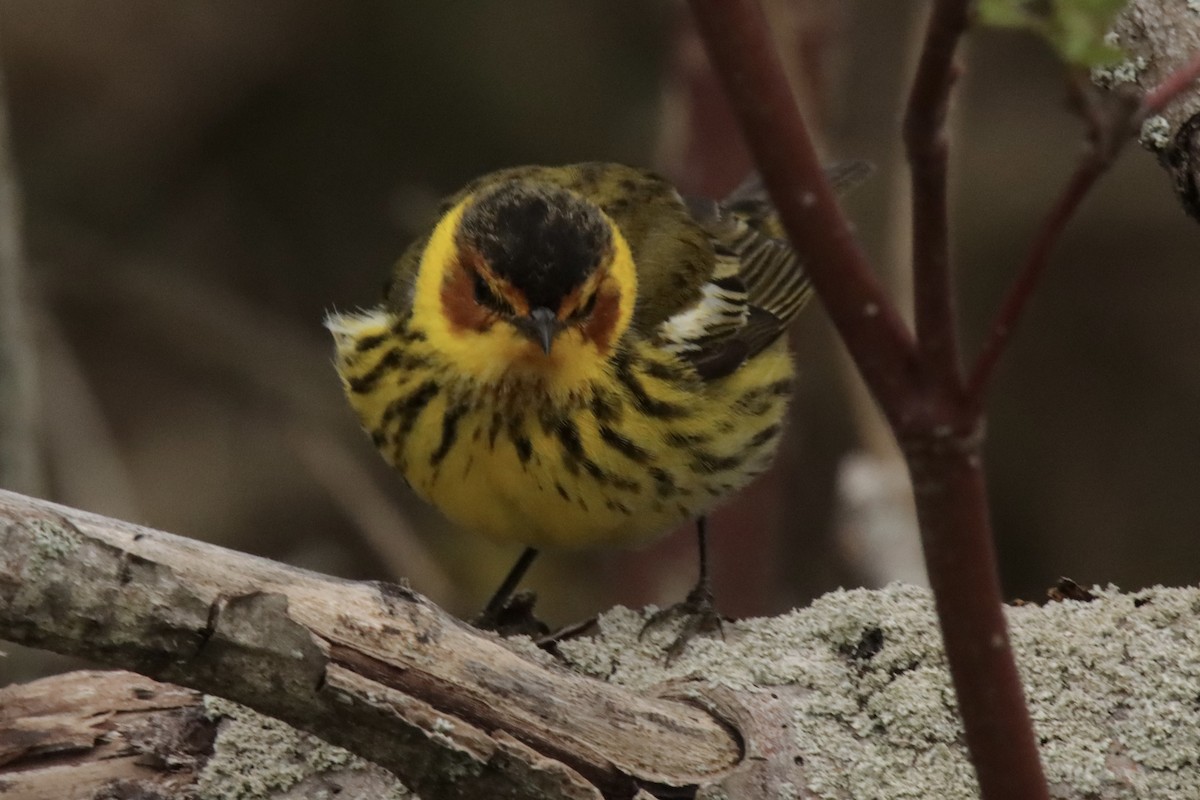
[0,669,409,799]
[5,488,1200,799]
[0,489,740,799]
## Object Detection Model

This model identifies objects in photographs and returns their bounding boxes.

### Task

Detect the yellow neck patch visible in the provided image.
[411,193,639,398]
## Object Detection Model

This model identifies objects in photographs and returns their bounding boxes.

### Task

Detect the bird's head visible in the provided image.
[412,179,638,389]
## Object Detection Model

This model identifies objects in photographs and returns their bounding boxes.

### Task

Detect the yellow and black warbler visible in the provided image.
[327,162,861,637]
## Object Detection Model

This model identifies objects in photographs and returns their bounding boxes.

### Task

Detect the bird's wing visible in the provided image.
[654,195,810,381]
[655,161,871,381]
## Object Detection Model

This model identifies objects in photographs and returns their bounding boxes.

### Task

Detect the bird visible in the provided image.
[327,161,865,651]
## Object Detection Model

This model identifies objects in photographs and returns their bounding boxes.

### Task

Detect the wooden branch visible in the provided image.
[8,557,1200,798]
[0,489,739,800]
[968,30,1200,404]
[1104,0,1200,220]
[903,0,969,389]
[686,0,920,422]
[966,144,1112,404]
[0,670,409,799]
[685,4,1052,798]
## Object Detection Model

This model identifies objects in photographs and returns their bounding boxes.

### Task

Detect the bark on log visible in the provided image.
[0,489,738,799]
[3,489,1200,798]
[0,669,410,799]
[1102,0,1200,220]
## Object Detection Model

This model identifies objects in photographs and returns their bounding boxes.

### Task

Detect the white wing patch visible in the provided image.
[655,256,748,357]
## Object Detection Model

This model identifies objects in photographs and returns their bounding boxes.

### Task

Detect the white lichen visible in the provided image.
[1140,115,1172,151]
[557,584,1200,799]
[1092,55,1148,89]
[197,696,413,800]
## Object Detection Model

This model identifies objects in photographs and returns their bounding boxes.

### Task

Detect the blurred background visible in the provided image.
[2,1,1199,684]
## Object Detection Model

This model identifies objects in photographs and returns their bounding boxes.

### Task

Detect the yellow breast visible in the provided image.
[328,308,793,550]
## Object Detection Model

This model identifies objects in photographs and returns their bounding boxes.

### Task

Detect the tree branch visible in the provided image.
[903,0,970,390]
[968,50,1200,403]
[687,0,919,422]
[8,561,1200,799]
[966,142,1111,402]
[1143,50,1200,116]
[0,669,410,798]
[1104,0,1200,195]
[0,489,739,800]
[686,4,1055,798]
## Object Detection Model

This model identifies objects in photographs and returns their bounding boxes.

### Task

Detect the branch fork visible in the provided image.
[686,1,1200,798]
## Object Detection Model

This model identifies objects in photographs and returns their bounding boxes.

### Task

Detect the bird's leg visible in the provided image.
[474,547,547,635]
[640,516,725,659]
[687,514,718,611]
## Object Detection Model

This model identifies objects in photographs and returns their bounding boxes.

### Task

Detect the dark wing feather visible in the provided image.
[660,161,871,381]
[685,307,785,381]
[684,194,806,318]
[660,196,806,380]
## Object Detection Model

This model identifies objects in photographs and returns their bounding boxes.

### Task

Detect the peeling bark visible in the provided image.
[0,489,739,800]
[0,669,409,799]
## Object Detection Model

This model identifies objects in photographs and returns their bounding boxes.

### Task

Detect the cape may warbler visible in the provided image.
[328,162,863,640]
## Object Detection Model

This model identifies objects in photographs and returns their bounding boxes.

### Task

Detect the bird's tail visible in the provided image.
[724,159,874,239]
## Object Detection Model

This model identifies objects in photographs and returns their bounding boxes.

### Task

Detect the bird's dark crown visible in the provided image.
[458,180,612,310]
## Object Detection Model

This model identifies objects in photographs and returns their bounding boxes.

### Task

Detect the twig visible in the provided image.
[969,54,1200,403]
[687,3,1054,798]
[966,154,1108,402]
[903,0,970,389]
[1142,50,1200,116]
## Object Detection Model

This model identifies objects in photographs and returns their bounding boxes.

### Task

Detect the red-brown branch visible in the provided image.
[687,0,918,421]
[899,3,1052,798]
[902,438,1049,800]
[1142,49,1200,115]
[969,53,1200,404]
[966,157,1108,403]
[688,2,1055,798]
[903,0,970,391]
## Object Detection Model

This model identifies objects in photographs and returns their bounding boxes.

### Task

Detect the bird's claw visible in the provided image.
[472,589,550,638]
[639,582,725,661]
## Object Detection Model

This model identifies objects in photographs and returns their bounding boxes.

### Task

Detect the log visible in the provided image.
[4,489,1200,798]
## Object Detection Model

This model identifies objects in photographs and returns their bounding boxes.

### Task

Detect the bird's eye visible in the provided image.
[571,293,598,321]
[472,272,510,313]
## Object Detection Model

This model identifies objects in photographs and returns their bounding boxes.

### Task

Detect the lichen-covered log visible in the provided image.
[4,489,1200,799]
[0,489,739,800]
[1101,0,1200,219]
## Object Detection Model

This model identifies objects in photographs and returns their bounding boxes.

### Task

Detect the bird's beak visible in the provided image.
[524,307,559,355]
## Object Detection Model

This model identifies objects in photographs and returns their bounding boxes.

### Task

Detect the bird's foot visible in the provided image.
[472,590,550,638]
[639,582,725,661]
